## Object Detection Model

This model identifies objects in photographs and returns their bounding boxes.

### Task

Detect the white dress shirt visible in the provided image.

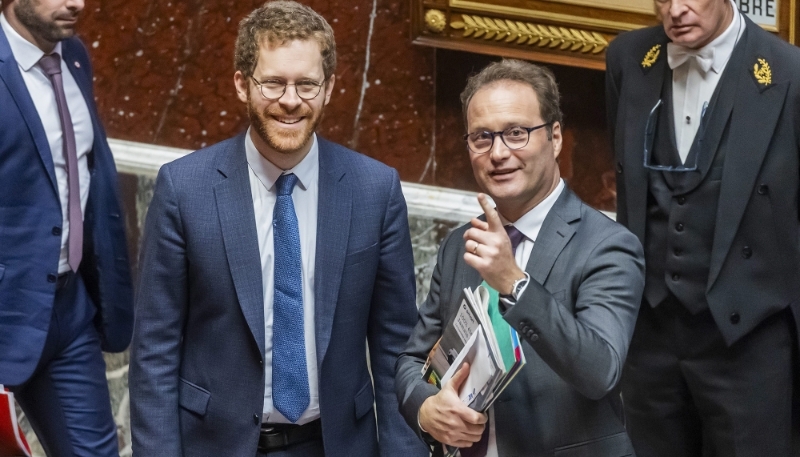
[1,14,94,274]
[670,0,744,163]
[483,178,565,457]
[245,129,320,424]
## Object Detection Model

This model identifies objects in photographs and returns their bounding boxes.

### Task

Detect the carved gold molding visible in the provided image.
[449,0,644,33]
[425,9,447,33]
[451,14,609,54]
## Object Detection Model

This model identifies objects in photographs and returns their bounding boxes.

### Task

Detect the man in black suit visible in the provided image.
[606,0,800,455]
[397,59,645,456]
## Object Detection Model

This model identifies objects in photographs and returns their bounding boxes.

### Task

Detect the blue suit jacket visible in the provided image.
[130,133,428,457]
[0,30,133,386]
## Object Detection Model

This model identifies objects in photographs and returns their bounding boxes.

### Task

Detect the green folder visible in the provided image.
[480,281,516,371]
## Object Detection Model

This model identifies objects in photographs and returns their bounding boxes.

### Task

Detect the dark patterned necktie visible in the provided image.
[505,225,525,254]
[271,173,309,423]
[39,53,82,272]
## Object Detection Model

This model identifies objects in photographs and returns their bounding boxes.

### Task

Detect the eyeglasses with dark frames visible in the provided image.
[251,76,326,101]
[463,123,552,155]
[642,99,708,172]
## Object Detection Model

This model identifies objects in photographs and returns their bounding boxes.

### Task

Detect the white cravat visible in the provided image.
[669,0,744,163]
[667,44,714,73]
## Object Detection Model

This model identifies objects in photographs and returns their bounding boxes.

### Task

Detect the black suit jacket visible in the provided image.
[396,187,645,456]
[606,16,800,345]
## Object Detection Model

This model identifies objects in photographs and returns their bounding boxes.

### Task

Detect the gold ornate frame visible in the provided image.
[412,0,799,70]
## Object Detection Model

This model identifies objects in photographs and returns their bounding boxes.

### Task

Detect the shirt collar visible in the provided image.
[702,0,745,74]
[244,127,319,193]
[0,13,62,72]
[501,178,565,243]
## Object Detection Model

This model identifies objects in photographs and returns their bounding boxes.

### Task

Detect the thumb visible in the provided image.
[477,194,503,232]
[447,362,471,392]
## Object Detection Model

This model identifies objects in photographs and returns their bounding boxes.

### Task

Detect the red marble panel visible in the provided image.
[77,0,612,211]
[77,0,435,161]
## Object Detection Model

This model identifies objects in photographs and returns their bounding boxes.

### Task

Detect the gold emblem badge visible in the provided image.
[641,45,661,69]
[753,58,772,86]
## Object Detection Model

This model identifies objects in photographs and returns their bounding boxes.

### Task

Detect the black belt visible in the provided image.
[258,419,322,453]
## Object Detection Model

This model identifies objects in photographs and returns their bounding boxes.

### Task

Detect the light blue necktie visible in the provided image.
[272,173,309,423]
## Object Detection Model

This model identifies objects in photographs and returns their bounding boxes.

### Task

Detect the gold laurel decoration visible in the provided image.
[641,44,661,68]
[424,9,447,34]
[754,58,772,85]
[450,14,608,54]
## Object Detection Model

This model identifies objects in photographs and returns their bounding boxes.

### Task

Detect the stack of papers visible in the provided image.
[421,283,526,413]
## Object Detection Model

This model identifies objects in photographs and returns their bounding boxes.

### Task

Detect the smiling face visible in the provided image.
[655,0,732,49]
[234,38,335,169]
[5,0,83,52]
[467,80,562,222]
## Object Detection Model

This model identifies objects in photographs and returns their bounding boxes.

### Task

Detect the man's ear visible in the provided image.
[322,74,336,106]
[234,71,249,104]
[551,121,563,160]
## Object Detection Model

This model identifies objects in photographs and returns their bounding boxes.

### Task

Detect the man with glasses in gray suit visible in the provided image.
[397,59,645,457]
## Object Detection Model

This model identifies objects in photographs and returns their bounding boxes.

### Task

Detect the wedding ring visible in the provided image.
[472,242,479,255]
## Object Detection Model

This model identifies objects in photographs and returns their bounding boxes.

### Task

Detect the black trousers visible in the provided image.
[622,295,793,457]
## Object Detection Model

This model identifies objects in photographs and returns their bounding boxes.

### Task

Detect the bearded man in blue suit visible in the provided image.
[0,0,133,455]
[129,2,427,456]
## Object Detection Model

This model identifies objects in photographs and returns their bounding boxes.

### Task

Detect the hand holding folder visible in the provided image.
[420,284,526,456]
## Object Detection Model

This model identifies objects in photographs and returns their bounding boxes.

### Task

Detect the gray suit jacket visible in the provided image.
[396,187,645,456]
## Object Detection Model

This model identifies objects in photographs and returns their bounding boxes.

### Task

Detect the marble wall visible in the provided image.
[79,0,615,211]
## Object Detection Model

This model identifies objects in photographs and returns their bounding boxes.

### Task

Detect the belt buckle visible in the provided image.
[260,426,289,450]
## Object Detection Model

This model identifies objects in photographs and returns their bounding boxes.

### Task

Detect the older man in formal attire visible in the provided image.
[607,0,800,454]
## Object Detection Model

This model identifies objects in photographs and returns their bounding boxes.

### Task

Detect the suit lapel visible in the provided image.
[621,33,670,241]
[526,188,579,285]
[0,29,58,194]
[313,138,351,368]
[709,23,788,287]
[61,39,104,162]
[214,134,266,357]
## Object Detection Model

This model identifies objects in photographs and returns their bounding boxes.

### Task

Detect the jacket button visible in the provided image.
[730,312,741,324]
[530,333,539,342]
[757,184,768,195]
[47,273,57,283]
[741,246,752,259]
[52,226,62,236]
[676,196,686,205]
[522,325,530,334]
[675,223,684,232]
[616,162,623,174]
[673,248,683,256]
[672,273,680,281]
[253,414,260,425]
